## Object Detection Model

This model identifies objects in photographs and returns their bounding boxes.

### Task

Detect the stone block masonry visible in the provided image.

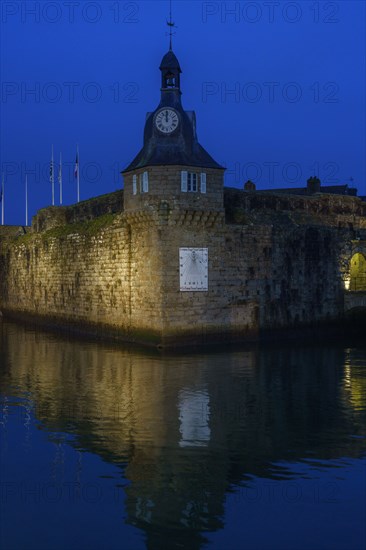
[0,188,365,348]
[0,216,133,339]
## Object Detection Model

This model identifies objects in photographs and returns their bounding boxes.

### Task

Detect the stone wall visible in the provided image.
[1,216,128,334]
[124,165,224,212]
[1,187,366,347]
[155,214,360,346]
[225,188,366,229]
[32,190,124,232]
[0,213,165,344]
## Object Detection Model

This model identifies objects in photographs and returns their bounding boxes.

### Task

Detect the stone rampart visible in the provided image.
[32,190,124,233]
[1,188,365,347]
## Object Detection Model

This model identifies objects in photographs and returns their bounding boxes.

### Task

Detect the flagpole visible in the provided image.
[25,175,28,226]
[59,152,63,205]
[1,173,4,226]
[51,144,55,206]
[77,144,80,203]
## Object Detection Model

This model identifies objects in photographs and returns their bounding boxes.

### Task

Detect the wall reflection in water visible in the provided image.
[0,321,365,548]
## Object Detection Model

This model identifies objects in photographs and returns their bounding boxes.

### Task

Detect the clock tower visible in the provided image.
[121,42,226,347]
[122,47,225,212]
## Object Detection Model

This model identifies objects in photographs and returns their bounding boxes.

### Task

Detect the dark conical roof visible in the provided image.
[159,50,182,72]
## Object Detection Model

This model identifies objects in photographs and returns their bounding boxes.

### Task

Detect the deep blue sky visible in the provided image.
[1,0,365,225]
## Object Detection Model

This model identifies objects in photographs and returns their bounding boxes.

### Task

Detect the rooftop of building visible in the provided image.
[244,177,359,198]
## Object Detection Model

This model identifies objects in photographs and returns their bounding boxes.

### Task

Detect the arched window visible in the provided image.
[350,253,366,291]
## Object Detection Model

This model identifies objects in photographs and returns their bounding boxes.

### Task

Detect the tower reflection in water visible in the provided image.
[0,321,365,549]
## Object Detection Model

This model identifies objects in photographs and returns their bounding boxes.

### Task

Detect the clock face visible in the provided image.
[179,248,208,292]
[155,108,179,134]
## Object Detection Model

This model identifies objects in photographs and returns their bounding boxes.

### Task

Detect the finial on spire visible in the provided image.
[166,0,177,50]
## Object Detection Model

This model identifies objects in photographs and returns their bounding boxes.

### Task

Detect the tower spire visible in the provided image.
[166,0,177,50]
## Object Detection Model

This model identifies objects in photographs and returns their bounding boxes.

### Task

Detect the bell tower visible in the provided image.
[160,49,181,96]
[122,18,225,213]
[160,0,181,94]
[119,5,227,347]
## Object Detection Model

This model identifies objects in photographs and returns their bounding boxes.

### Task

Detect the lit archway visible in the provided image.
[350,253,366,291]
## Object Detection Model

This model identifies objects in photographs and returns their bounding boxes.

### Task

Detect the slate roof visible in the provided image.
[124,107,223,172]
[123,50,224,173]
[159,50,182,72]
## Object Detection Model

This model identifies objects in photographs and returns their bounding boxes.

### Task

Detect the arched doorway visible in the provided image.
[350,253,366,291]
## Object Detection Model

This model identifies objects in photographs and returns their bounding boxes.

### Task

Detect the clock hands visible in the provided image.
[155,108,179,134]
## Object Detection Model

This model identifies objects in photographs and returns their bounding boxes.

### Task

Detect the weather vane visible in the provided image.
[166,0,177,50]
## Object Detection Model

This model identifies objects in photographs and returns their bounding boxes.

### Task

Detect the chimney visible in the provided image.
[307,176,321,194]
[244,180,256,192]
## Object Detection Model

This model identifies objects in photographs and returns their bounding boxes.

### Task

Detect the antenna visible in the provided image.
[166,0,177,50]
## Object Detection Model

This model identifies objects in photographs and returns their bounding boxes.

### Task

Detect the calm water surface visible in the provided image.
[0,321,365,550]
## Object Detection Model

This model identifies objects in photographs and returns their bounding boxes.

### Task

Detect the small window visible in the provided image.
[139,174,143,193]
[181,171,206,193]
[132,175,137,195]
[188,173,197,192]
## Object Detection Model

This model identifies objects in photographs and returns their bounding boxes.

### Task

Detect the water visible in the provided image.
[0,321,365,550]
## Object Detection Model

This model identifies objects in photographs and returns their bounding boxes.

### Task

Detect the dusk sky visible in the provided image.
[1,0,365,225]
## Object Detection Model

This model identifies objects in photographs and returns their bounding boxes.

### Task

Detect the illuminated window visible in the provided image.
[349,253,366,291]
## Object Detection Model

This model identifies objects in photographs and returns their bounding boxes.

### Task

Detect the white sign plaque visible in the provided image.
[179,248,208,291]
